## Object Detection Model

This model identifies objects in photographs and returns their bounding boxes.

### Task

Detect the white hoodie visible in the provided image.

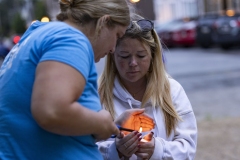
[98,77,197,160]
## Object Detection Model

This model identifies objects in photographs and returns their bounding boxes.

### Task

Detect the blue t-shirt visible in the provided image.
[0,21,103,160]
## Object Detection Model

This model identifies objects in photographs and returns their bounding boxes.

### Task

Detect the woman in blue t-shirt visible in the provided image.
[0,0,154,159]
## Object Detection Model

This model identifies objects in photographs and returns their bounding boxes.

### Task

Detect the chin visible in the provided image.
[95,56,102,62]
[125,78,139,83]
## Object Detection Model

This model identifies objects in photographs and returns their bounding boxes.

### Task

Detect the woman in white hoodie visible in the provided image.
[98,16,197,160]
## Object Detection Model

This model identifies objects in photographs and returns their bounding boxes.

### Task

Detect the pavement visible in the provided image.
[164,46,240,159]
[196,117,240,160]
[164,47,240,121]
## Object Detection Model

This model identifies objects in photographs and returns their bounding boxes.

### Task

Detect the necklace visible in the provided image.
[129,86,146,98]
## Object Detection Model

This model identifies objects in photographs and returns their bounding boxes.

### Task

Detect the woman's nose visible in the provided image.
[110,47,116,54]
[129,57,137,66]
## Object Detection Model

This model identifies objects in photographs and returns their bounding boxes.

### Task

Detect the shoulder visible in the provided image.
[34,21,87,42]
[37,22,94,80]
[39,22,92,53]
[168,76,193,115]
[168,76,183,94]
[45,22,86,39]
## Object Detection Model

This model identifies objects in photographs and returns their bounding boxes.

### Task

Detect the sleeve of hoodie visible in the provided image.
[97,139,123,160]
[150,78,198,160]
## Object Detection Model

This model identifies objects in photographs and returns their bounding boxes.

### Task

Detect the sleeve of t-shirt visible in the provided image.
[39,29,93,81]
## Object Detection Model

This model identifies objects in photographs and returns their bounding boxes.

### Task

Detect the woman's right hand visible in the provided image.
[93,110,119,141]
[115,131,142,158]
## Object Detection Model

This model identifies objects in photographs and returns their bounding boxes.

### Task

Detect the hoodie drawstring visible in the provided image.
[152,107,160,136]
[127,98,133,109]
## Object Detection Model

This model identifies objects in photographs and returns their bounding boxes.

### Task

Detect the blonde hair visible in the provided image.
[98,17,181,137]
[57,0,130,28]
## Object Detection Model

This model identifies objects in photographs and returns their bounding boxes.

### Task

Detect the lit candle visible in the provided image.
[138,127,148,142]
[138,127,142,133]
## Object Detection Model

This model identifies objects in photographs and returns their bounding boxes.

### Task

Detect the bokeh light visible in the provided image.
[41,17,50,22]
[13,36,21,44]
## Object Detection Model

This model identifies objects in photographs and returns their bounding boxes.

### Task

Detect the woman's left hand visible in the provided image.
[135,133,155,160]
[114,109,155,133]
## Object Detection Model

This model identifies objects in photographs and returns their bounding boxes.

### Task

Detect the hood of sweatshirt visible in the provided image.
[113,77,142,108]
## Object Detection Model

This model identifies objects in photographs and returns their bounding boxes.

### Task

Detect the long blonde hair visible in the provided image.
[98,17,181,137]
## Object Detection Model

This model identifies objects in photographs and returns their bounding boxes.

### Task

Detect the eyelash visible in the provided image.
[120,55,145,59]
[120,56,129,59]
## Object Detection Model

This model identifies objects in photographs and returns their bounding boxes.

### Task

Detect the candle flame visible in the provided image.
[141,139,148,142]
[139,127,149,142]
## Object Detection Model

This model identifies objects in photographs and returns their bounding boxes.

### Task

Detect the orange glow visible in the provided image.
[226,10,235,17]
[139,127,142,133]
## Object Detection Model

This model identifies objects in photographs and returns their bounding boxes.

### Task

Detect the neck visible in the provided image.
[121,77,147,100]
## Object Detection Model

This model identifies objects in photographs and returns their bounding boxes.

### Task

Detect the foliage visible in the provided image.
[33,0,49,21]
[11,13,27,34]
[0,0,49,37]
[0,0,25,37]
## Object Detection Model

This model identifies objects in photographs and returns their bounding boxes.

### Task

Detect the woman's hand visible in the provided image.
[114,109,155,133]
[115,131,142,158]
[135,132,155,159]
[93,110,120,141]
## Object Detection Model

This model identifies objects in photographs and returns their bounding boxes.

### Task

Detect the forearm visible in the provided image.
[33,101,104,136]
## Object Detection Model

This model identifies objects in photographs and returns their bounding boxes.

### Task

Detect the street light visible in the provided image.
[130,0,140,3]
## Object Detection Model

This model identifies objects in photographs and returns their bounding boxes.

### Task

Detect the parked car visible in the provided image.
[196,14,219,48]
[155,19,184,48]
[212,14,240,49]
[156,18,198,48]
[172,19,197,47]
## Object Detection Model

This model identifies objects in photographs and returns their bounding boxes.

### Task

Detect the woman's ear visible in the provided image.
[95,15,111,37]
[103,15,111,22]
[99,15,111,25]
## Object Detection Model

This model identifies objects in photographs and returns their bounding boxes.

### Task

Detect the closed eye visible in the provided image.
[138,55,145,58]
[120,56,129,59]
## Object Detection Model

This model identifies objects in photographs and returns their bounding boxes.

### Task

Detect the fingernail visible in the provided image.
[138,137,142,141]
[151,131,154,135]
[134,131,138,135]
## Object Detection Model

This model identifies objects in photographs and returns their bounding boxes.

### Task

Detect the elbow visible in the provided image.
[31,104,59,132]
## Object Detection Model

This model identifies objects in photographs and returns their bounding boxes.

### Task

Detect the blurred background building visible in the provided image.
[198,0,240,15]
[1,0,240,50]
[155,0,199,23]
[153,0,240,23]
